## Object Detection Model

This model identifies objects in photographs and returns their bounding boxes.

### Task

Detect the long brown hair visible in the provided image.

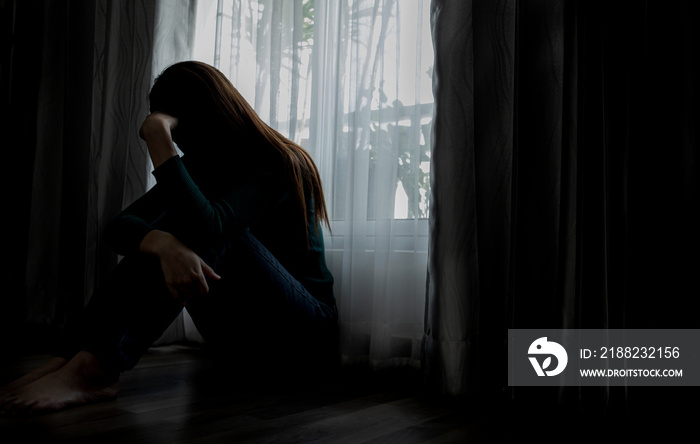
[149,61,330,243]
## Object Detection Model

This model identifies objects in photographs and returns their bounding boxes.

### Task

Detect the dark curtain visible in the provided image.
[1,0,157,352]
[423,0,699,412]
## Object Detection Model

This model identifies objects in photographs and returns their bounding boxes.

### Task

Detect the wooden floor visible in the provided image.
[0,345,475,443]
[3,344,697,442]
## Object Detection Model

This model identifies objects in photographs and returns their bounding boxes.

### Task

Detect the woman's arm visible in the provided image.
[110,112,282,302]
[139,229,220,305]
[103,185,166,256]
[104,112,180,254]
[138,112,286,244]
[139,112,179,168]
[105,177,222,304]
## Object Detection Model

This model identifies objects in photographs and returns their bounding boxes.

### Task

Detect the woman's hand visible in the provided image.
[139,112,179,168]
[140,230,221,305]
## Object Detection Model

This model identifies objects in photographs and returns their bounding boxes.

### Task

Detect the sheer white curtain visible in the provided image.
[187,0,433,369]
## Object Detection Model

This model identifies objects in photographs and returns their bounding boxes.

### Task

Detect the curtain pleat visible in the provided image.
[25,0,70,326]
[86,0,158,306]
[23,0,158,335]
[425,0,700,410]
[424,0,479,395]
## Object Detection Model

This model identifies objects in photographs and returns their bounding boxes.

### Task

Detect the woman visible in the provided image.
[0,61,338,415]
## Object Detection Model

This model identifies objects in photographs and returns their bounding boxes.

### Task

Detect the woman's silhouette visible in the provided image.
[0,61,338,415]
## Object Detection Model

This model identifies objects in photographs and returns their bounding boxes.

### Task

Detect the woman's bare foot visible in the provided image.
[0,356,67,397]
[0,351,119,416]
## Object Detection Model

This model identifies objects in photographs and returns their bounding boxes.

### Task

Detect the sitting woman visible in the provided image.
[0,61,338,415]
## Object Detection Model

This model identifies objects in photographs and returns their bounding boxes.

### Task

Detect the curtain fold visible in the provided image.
[309,0,434,369]
[23,0,158,334]
[424,0,700,408]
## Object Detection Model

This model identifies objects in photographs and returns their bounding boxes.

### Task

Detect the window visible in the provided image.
[193,0,433,220]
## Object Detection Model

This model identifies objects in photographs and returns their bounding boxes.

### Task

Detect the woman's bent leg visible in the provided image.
[0,254,181,415]
[185,231,339,383]
[58,253,184,372]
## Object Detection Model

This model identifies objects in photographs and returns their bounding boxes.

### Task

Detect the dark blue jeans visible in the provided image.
[59,230,339,380]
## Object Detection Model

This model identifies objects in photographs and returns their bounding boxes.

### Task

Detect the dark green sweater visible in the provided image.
[104,154,334,305]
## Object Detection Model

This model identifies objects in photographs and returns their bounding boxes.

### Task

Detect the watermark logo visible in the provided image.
[528,337,568,376]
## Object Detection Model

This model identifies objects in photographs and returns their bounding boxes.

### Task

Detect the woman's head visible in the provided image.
[148,61,330,240]
[148,61,257,151]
